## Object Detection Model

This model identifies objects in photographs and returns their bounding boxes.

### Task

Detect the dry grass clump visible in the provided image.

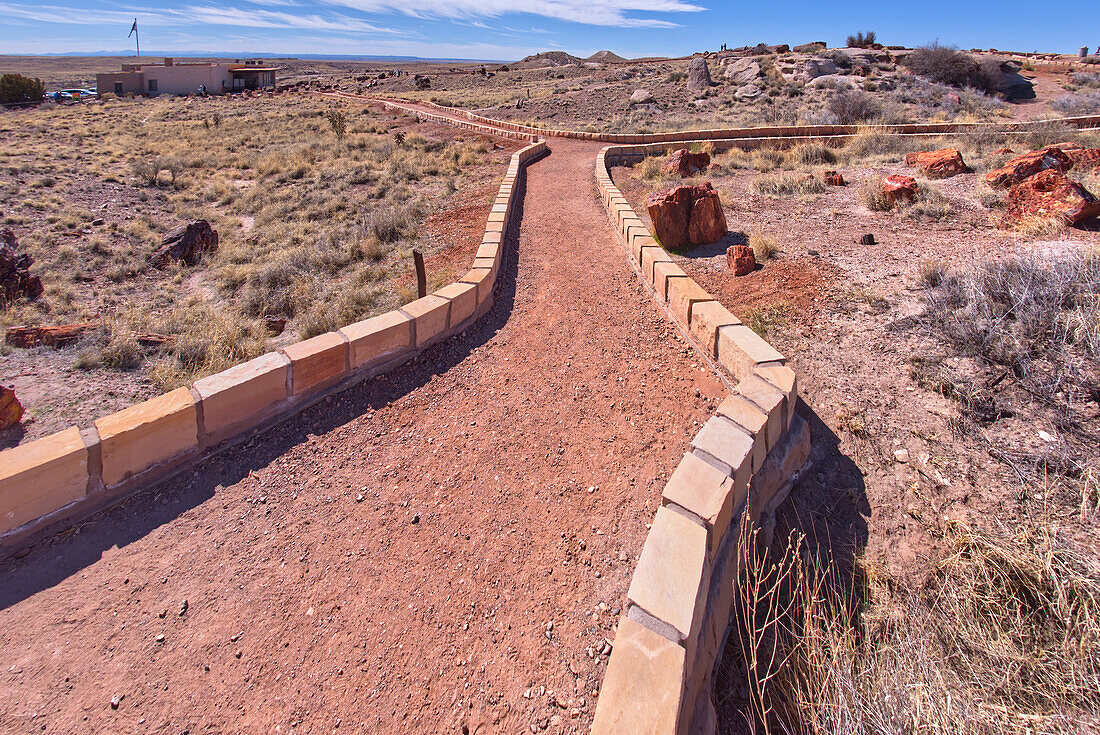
[750,232,780,261]
[634,153,673,180]
[841,127,925,163]
[725,516,1100,734]
[919,250,1100,435]
[856,178,891,211]
[752,172,826,197]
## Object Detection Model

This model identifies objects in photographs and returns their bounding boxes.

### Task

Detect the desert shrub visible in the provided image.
[1050,92,1100,116]
[843,127,923,161]
[904,44,1001,93]
[977,187,1006,209]
[130,156,184,186]
[903,183,953,221]
[364,204,414,243]
[326,109,348,139]
[828,90,881,124]
[750,232,780,261]
[634,154,670,180]
[99,332,145,371]
[1021,120,1081,150]
[824,50,853,70]
[788,142,836,166]
[921,251,1100,405]
[752,172,825,197]
[1071,72,1100,89]
[725,517,1100,734]
[845,30,876,48]
[0,73,45,105]
[749,148,786,172]
[857,178,891,210]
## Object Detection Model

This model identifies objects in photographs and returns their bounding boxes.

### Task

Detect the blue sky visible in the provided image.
[0,0,1092,60]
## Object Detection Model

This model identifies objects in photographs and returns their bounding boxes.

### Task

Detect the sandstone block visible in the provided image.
[737,374,786,450]
[641,246,672,284]
[433,282,477,328]
[755,364,798,427]
[282,331,348,397]
[667,277,713,325]
[716,394,768,473]
[689,416,754,486]
[716,325,784,382]
[193,352,290,444]
[96,388,198,488]
[651,261,687,302]
[340,310,413,371]
[662,451,741,559]
[749,415,810,520]
[0,427,88,535]
[460,267,494,304]
[402,294,450,347]
[690,301,740,357]
[627,506,710,648]
[589,616,685,735]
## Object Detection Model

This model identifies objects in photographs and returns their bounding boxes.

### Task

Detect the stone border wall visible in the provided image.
[589,144,811,735]
[351,94,1100,142]
[326,91,539,142]
[0,140,547,554]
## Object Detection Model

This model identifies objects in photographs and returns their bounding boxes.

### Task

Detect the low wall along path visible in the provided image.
[2,93,1096,734]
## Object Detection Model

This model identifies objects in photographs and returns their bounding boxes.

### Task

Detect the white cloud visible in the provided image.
[318,0,705,28]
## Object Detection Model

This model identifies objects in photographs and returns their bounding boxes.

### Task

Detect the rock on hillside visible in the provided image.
[687,57,712,93]
[723,57,760,84]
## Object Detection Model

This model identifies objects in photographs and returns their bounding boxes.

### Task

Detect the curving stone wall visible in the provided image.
[349,93,1100,143]
[0,140,547,553]
[589,144,811,735]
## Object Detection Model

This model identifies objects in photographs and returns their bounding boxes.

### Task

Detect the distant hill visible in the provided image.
[513,51,584,68]
[587,50,628,63]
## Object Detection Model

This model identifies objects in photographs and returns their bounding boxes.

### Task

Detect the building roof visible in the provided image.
[230,67,280,73]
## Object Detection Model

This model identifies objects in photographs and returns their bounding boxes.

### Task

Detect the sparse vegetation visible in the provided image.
[845,31,877,49]
[827,90,881,124]
[0,73,45,105]
[726,515,1100,734]
[903,43,1003,94]
[752,171,825,197]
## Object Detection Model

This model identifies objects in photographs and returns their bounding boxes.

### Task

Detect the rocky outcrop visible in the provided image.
[726,244,756,276]
[794,41,827,53]
[722,57,760,84]
[630,89,653,104]
[686,57,712,93]
[986,148,1073,189]
[149,220,219,268]
[646,183,728,250]
[797,57,840,82]
[905,148,970,179]
[883,175,919,206]
[805,74,859,90]
[1002,169,1100,228]
[663,149,711,178]
[991,61,1034,100]
[0,228,43,305]
[735,84,763,100]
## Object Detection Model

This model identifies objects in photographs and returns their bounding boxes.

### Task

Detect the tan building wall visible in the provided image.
[140,63,233,96]
[96,71,144,96]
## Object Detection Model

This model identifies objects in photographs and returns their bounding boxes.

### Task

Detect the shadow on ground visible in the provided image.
[713,403,870,734]
[0,156,543,611]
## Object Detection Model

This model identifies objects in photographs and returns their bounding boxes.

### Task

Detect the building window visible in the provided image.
[114,82,123,94]
[148,79,158,92]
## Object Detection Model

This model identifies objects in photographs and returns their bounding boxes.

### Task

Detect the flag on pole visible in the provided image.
[128,19,138,37]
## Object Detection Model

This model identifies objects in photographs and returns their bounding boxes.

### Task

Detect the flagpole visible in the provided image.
[135,25,140,62]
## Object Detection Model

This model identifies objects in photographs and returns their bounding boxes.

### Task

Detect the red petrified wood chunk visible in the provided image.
[726,244,756,276]
[905,148,970,179]
[5,323,94,348]
[985,147,1073,189]
[823,170,845,186]
[663,149,711,178]
[882,175,919,206]
[1001,169,1100,228]
[646,182,729,250]
[0,385,23,430]
[1066,148,1100,172]
[687,183,729,245]
[646,186,694,250]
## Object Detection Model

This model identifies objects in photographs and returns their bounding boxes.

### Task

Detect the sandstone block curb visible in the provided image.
[0,428,89,536]
[193,352,291,445]
[95,387,199,489]
[281,331,349,397]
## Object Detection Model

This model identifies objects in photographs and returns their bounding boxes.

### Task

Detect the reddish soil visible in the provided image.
[0,137,728,734]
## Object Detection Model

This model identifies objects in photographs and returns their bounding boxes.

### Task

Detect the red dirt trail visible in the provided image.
[0,130,728,733]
